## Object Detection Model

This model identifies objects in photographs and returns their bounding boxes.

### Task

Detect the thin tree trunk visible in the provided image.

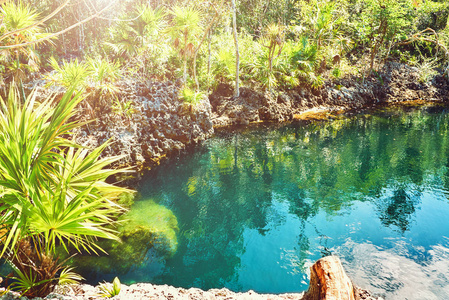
[369,20,387,71]
[183,33,188,83]
[193,2,222,91]
[231,0,240,97]
[194,26,215,90]
[207,30,212,92]
[268,44,274,73]
[183,58,187,83]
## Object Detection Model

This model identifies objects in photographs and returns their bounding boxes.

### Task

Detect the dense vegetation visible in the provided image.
[1,0,449,99]
[0,0,449,297]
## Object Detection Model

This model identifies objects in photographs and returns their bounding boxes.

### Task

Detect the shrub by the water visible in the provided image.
[0,84,133,297]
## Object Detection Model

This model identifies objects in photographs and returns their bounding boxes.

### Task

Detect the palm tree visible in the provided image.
[138,4,167,40]
[105,21,141,58]
[263,23,285,73]
[0,85,132,297]
[169,5,201,83]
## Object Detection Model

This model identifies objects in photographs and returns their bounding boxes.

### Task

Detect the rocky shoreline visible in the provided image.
[0,257,382,300]
[0,283,306,300]
[28,61,446,171]
[0,284,381,300]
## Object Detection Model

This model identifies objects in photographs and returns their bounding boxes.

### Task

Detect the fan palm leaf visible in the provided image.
[0,84,131,258]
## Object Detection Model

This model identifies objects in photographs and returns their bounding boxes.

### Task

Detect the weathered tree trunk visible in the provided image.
[231,0,240,97]
[304,256,355,300]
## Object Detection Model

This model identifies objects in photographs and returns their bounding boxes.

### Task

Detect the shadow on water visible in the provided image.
[78,105,449,299]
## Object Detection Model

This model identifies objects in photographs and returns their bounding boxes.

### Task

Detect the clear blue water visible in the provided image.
[77,106,449,299]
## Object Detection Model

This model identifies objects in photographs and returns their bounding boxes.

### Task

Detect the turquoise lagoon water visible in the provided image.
[79,106,449,299]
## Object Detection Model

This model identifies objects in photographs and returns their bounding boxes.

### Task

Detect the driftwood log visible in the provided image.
[304,256,355,300]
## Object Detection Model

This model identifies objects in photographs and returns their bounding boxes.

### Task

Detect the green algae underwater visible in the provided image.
[76,104,449,299]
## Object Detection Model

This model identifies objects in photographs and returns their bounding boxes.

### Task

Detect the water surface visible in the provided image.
[78,105,449,299]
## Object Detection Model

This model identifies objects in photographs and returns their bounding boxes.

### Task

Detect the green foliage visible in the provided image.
[169,5,202,83]
[181,86,203,104]
[298,0,344,51]
[87,58,121,85]
[210,32,258,87]
[0,1,51,82]
[170,5,201,38]
[87,57,121,97]
[2,0,449,105]
[415,0,449,31]
[238,31,274,89]
[105,5,168,59]
[58,267,84,286]
[332,67,342,79]
[104,21,141,58]
[46,57,121,97]
[351,0,415,69]
[291,37,324,89]
[236,0,299,35]
[6,240,82,297]
[102,4,180,81]
[98,277,121,298]
[262,23,286,74]
[1,1,38,30]
[0,84,132,297]
[112,99,135,118]
[416,57,439,83]
[139,5,168,38]
[211,41,236,84]
[45,57,92,90]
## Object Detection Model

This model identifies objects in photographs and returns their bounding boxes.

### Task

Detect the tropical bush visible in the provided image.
[45,57,122,99]
[0,84,132,297]
[87,57,121,97]
[0,1,51,83]
[45,57,92,90]
[181,86,204,104]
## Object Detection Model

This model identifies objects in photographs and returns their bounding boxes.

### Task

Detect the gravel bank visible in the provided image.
[0,283,383,300]
[0,283,305,300]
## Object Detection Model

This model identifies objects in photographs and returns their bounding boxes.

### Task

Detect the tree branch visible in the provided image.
[396,27,449,78]
[0,0,71,42]
[396,27,449,58]
[0,0,119,50]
